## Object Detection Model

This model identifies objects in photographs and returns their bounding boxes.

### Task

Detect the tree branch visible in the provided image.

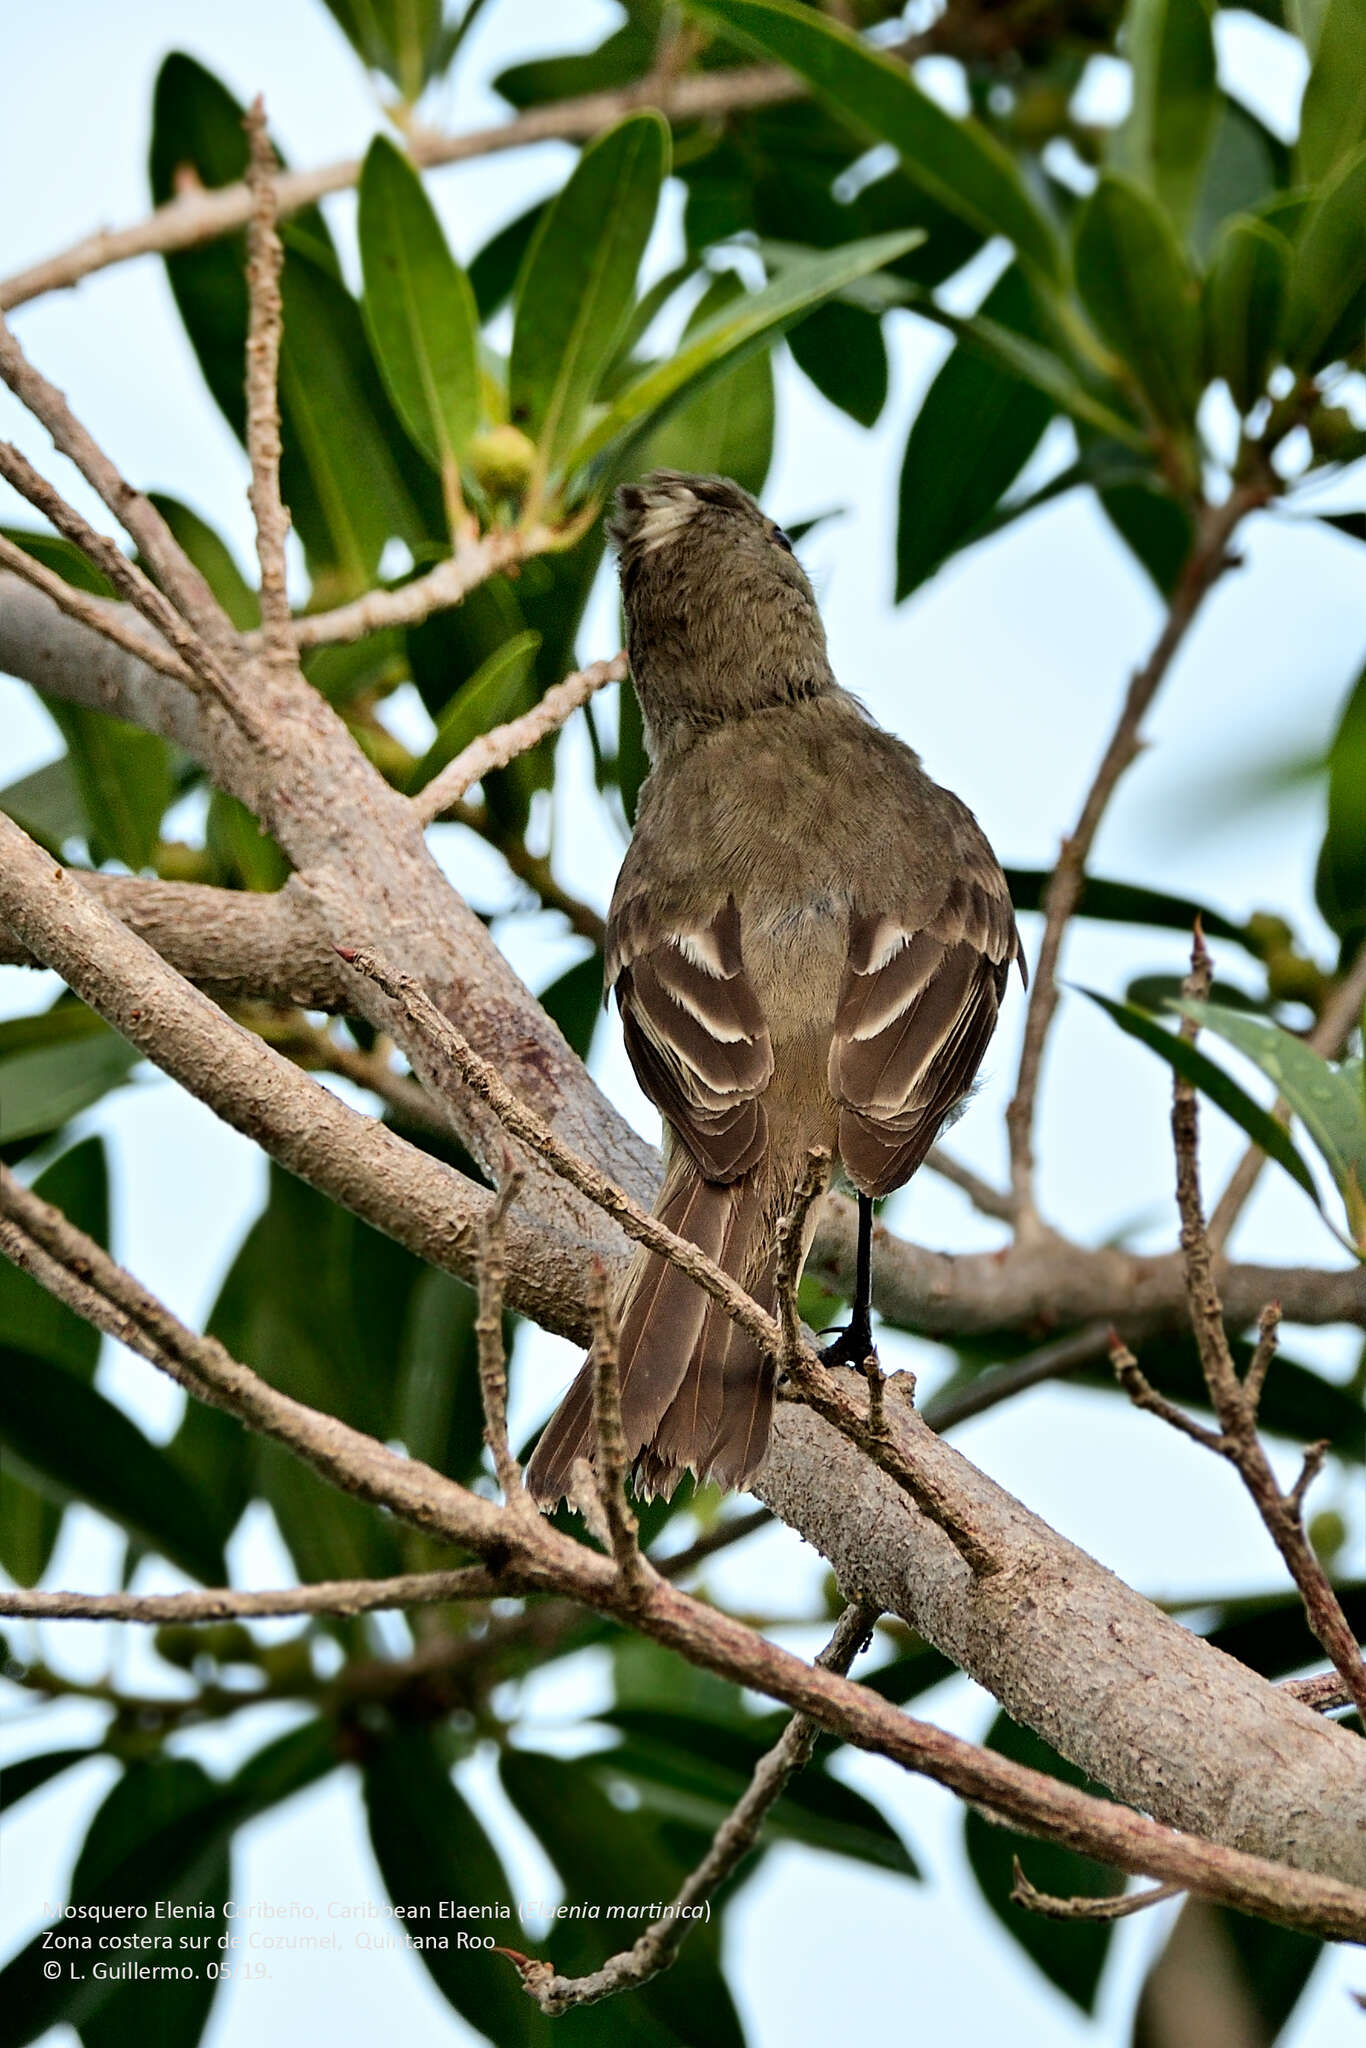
[413,650,627,823]
[243,98,293,668]
[0,1568,494,1624]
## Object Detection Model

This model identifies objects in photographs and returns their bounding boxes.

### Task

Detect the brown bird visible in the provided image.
[525,471,1023,1506]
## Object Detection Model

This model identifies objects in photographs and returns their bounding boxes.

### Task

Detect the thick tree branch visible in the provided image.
[3,1167,1365,1933]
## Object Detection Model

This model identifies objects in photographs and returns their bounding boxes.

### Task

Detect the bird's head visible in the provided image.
[608,471,833,753]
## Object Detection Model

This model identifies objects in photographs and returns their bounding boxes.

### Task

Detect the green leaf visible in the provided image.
[359,136,481,484]
[147,493,259,630]
[538,952,606,1065]
[468,199,547,322]
[1094,474,1197,594]
[278,247,441,593]
[897,264,1055,599]
[0,1747,98,1814]
[1079,989,1323,1206]
[501,1747,744,2048]
[206,1168,414,1579]
[320,0,442,101]
[966,1712,1121,2011]
[0,1138,107,1375]
[0,1345,228,1583]
[571,231,925,479]
[1281,140,1366,366]
[1113,0,1218,232]
[1005,868,1247,946]
[44,701,172,872]
[395,1267,484,1484]
[787,296,888,428]
[1297,0,1366,183]
[0,1469,61,1590]
[495,16,654,109]
[0,524,114,597]
[1074,173,1204,426]
[595,1706,919,1877]
[1179,997,1366,1239]
[364,1728,546,2045]
[642,270,775,499]
[510,113,669,477]
[206,788,290,893]
[0,752,85,856]
[0,1758,230,2048]
[689,0,1063,284]
[1190,96,1286,262]
[1206,214,1291,412]
[1319,658,1366,942]
[0,1005,140,1146]
[408,629,542,798]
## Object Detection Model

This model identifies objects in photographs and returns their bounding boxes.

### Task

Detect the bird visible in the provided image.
[525,470,1023,1507]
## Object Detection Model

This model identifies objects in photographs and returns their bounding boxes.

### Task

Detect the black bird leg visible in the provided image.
[821,1192,876,1368]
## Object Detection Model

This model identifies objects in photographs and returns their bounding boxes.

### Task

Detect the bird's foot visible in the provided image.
[820,1316,878,1370]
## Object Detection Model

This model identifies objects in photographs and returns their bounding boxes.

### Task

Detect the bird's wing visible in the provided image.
[608,893,775,1183]
[830,869,1020,1197]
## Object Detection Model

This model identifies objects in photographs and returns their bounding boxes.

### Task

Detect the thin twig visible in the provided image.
[0,313,231,645]
[243,98,293,668]
[476,1167,528,1512]
[507,1602,879,2014]
[1005,485,1267,1226]
[0,440,254,730]
[290,528,549,650]
[1117,934,1366,1724]
[0,532,195,684]
[413,651,628,824]
[924,1146,1017,1223]
[774,1149,830,1370]
[1011,1858,1183,1923]
[587,1260,650,1592]
[1207,944,1366,1250]
[338,946,1003,1575]
[0,1568,494,1624]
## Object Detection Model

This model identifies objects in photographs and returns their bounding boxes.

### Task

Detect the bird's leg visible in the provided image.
[822,1192,877,1368]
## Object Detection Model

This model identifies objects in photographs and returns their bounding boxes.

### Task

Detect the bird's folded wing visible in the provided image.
[830,872,1018,1196]
[608,894,774,1183]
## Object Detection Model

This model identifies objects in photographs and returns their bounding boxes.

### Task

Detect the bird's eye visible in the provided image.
[770,526,793,553]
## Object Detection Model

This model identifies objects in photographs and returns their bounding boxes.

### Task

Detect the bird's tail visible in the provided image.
[524,1157,776,1507]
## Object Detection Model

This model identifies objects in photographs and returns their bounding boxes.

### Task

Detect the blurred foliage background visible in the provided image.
[0,1,1364,2043]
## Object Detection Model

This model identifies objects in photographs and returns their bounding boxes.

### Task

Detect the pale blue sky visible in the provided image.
[1,4,1363,2045]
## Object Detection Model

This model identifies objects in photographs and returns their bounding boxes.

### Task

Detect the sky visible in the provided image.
[1,3,1364,2045]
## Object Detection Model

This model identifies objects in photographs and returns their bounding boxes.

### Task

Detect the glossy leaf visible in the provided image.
[1080,989,1322,1204]
[1281,140,1366,366]
[643,270,775,499]
[1179,997,1366,1239]
[1297,0,1366,183]
[320,0,442,101]
[570,232,925,479]
[408,629,542,797]
[45,701,172,872]
[1206,214,1290,412]
[359,136,481,482]
[897,264,1055,599]
[495,15,654,108]
[502,1747,744,2048]
[1074,173,1203,426]
[0,1005,140,1146]
[1319,657,1366,941]
[690,0,1063,284]
[206,788,290,893]
[0,1471,61,1592]
[364,1728,545,2044]
[966,1712,1122,2010]
[1190,96,1286,261]
[1114,0,1217,231]
[787,297,888,427]
[468,199,547,321]
[0,1345,228,1583]
[1095,474,1197,593]
[1005,868,1247,945]
[510,113,668,476]
[0,1747,99,1814]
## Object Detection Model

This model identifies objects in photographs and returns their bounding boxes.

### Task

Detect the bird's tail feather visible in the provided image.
[524,1164,773,1506]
